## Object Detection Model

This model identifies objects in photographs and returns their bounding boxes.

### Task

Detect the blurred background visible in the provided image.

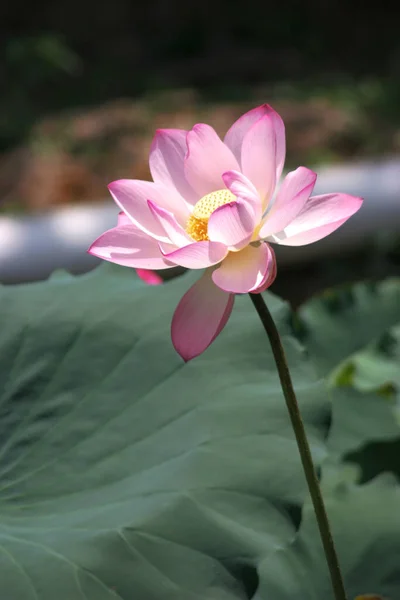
[1,0,400,302]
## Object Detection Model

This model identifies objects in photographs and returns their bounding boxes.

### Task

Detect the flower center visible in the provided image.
[186,189,236,241]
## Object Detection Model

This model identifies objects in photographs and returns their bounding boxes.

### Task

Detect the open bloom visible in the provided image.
[89,104,363,361]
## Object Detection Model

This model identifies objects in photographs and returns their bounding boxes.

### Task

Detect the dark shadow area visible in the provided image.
[284,502,303,530]
[228,563,259,599]
[345,438,400,484]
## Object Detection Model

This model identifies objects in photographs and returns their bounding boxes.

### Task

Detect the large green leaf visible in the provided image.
[255,474,400,600]
[327,387,400,459]
[345,323,400,394]
[0,265,329,600]
[297,278,400,379]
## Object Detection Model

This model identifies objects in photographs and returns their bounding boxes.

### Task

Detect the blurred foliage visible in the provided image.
[0,0,399,150]
[1,34,81,150]
[297,275,400,489]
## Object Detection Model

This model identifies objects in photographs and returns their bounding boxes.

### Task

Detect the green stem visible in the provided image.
[249,292,347,600]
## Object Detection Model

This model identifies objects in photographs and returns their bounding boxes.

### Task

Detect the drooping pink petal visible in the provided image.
[241,114,277,207]
[259,167,317,238]
[224,104,286,181]
[147,200,192,247]
[88,224,173,269]
[207,200,255,250]
[184,124,240,197]
[149,129,198,205]
[108,179,190,241]
[136,269,164,285]
[271,193,363,246]
[212,242,275,293]
[160,240,228,269]
[171,270,234,361]
[222,170,262,223]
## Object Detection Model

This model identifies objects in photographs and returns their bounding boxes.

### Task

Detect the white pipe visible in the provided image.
[277,156,400,265]
[0,158,399,283]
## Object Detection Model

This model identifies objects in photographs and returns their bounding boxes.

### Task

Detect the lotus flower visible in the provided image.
[89,104,362,361]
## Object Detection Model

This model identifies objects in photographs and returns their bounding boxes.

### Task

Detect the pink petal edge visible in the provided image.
[241,114,277,207]
[212,242,276,294]
[159,240,228,269]
[259,167,317,238]
[108,179,189,242]
[271,193,363,246]
[149,128,198,205]
[224,104,285,181]
[147,199,192,247]
[184,123,240,197]
[250,245,277,293]
[222,170,262,223]
[207,200,255,250]
[88,224,172,269]
[117,211,132,226]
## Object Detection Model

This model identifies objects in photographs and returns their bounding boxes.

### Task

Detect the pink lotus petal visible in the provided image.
[108,179,190,242]
[184,124,240,197]
[250,245,277,293]
[160,240,228,269]
[136,269,163,285]
[149,129,198,205]
[259,167,317,238]
[267,106,286,182]
[272,193,363,246]
[207,200,254,250]
[212,242,275,293]
[117,211,132,226]
[224,104,269,164]
[224,104,285,181]
[147,200,192,247]
[171,270,234,361]
[88,224,173,269]
[241,114,276,207]
[222,170,262,222]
